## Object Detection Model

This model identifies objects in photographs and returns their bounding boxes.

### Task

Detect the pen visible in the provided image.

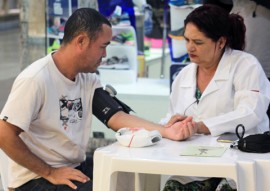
[230,140,238,148]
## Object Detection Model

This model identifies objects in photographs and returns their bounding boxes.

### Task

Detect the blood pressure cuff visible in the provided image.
[92,87,124,126]
[231,124,270,153]
[237,132,270,153]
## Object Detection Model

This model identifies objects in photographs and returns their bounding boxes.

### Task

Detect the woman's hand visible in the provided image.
[165,114,188,128]
[195,121,210,134]
[164,116,197,141]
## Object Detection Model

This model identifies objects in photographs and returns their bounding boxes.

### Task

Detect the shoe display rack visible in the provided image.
[98,25,138,84]
[168,3,201,88]
[169,3,201,61]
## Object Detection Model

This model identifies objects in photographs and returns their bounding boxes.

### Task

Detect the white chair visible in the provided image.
[0,150,8,191]
[255,159,270,191]
[236,160,257,191]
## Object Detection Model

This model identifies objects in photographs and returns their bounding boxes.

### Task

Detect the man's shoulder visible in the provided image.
[18,55,52,80]
[78,72,101,86]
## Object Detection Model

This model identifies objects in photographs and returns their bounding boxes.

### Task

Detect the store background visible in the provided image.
[0,0,200,189]
[0,0,177,137]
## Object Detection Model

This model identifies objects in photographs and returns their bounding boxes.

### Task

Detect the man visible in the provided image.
[0,8,196,191]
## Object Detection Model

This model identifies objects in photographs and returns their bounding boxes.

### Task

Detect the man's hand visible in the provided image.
[163,116,197,141]
[45,166,90,190]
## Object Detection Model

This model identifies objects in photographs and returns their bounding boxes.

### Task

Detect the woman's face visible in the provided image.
[184,22,224,67]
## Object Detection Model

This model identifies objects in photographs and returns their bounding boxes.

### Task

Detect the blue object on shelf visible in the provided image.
[97,0,136,30]
[167,37,189,63]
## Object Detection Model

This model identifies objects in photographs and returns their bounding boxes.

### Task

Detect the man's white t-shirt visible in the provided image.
[0,53,102,188]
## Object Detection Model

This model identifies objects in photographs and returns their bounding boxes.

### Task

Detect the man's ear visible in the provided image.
[76,34,89,49]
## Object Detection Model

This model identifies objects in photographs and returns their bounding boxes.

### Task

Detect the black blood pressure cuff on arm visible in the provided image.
[92,87,124,126]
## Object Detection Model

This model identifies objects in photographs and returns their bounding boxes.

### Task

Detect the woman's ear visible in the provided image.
[218,36,227,50]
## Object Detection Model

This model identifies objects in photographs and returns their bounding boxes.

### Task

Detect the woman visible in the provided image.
[162,4,270,191]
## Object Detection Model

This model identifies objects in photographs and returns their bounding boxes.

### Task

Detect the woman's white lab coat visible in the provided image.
[162,48,270,136]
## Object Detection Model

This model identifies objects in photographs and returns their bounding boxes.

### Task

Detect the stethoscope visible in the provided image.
[230,124,245,148]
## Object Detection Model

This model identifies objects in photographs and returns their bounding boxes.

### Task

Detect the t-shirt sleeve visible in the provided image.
[0,77,42,131]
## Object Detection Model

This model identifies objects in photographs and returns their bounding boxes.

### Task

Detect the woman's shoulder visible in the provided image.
[226,49,259,65]
[225,49,265,76]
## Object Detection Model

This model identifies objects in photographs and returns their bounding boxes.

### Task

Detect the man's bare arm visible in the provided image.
[107,111,197,141]
[0,120,89,189]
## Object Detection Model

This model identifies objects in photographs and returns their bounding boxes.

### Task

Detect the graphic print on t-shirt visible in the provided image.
[59,96,83,131]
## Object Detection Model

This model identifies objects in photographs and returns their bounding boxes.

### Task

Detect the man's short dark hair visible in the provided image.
[62,8,111,44]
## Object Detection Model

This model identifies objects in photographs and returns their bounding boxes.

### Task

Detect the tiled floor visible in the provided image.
[0,27,20,110]
[0,177,2,191]
[0,20,20,191]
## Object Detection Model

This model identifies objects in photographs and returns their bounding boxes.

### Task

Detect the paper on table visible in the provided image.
[180,145,227,157]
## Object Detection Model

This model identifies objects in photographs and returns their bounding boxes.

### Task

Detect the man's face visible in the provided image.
[80,24,112,73]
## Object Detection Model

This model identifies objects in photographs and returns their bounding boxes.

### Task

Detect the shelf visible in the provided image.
[91,78,170,138]
[98,69,137,85]
[98,25,138,84]
[47,33,64,39]
[111,78,170,96]
[145,48,170,63]
[169,4,198,59]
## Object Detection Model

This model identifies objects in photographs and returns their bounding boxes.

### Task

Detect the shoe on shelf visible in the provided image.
[121,31,134,45]
[108,5,131,26]
[169,0,202,6]
[108,5,122,25]
[168,27,185,40]
[118,12,131,26]
[169,0,187,6]
[99,56,130,70]
[111,34,126,45]
[142,4,153,36]
[111,32,135,46]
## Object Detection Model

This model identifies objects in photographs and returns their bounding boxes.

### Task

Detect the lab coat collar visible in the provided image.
[180,64,197,88]
[180,48,233,100]
[213,48,233,81]
[201,48,233,99]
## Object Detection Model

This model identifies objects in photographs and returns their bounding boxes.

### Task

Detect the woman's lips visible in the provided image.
[189,54,197,59]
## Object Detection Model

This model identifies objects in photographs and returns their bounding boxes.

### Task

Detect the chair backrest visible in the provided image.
[170,63,188,92]
[266,104,270,128]
[0,149,8,191]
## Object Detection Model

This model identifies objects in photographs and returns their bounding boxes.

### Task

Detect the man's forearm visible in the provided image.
[0,121,52,178]
[108,111,166,135]
[3,135,52,177]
